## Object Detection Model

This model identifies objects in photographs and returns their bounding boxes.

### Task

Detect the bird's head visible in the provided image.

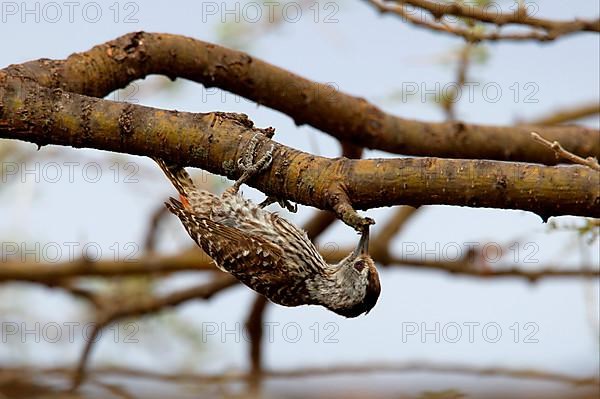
[328,229,381,318]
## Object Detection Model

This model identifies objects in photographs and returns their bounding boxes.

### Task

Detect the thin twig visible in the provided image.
[443,42,473,120]
[143,204,170,253]
[367,0,599,42]
[0,249,216,283]
[531,132,600,171]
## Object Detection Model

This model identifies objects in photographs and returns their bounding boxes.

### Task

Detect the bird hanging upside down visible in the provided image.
[153,133,380,317]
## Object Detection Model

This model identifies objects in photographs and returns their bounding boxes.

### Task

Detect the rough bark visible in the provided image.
[1,72,598,221]
[4,32,598,164]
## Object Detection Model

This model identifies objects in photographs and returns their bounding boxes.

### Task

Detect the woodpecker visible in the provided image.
[154,133,380,317]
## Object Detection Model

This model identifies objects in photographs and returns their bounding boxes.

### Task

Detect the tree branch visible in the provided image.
[4,32,598,164]
[387,257,600,282]
[1,73,598,221]
[532,132,600,171]
[367,0,588,42]
[3,244,597,284]
[0,250,214,283]
[379,0,600,38]
[71,274,237,390]
[244,295,268,394]
[527,102,600,126]
[24,362,598,387]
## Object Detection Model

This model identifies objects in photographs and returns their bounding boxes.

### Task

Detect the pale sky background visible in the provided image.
[0,0,599,396]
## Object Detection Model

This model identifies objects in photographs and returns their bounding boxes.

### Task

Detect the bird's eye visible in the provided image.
[354,260,366,272]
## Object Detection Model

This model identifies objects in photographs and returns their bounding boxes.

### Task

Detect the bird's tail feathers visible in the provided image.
[165,197,197,232]
[153,157,196,199]
[165,196,185,211]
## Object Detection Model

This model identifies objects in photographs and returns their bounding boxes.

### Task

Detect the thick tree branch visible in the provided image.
[1,73,598,221]
[4,32,598,164]
[143,204,171,252]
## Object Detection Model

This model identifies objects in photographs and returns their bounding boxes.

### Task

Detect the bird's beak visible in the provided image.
[353,228,370,257]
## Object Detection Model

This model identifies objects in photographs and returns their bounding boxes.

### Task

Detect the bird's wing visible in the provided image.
[166,198,316,307]
[268,213,325,274]
[165,198,284,275]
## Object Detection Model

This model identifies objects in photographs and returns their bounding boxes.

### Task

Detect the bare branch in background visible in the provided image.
[369,206,418,264]
[13,362,597,387]
[367,0,599,43]
[2,238,598,288]
[143,205,171,253]
[527,102,600,126]
[70,274,238,389]
[441,42,474,121]
[245,295,268,394]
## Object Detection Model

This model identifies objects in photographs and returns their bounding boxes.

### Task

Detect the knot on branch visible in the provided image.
[327,182,375,232]
[106,31,147,63]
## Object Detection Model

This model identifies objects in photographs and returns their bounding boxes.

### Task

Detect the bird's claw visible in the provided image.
[228,134,275,194]
[260,196,298,213]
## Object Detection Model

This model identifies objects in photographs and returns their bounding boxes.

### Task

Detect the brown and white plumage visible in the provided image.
[153,136,380,317]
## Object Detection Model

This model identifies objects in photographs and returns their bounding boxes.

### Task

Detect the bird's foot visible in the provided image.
[227,133,275,195]
[262,126,276,139]
[209,112,224,128]
[259,196,298,213]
